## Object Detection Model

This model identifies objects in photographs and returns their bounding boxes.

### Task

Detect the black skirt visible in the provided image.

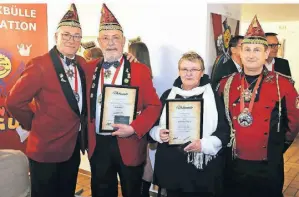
[153,143,225,194]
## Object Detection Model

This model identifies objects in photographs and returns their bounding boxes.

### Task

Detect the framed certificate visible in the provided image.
[100,84,139,132]
[166,99,203,145]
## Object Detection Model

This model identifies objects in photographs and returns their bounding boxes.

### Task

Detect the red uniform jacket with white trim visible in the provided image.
[218,69,299,161]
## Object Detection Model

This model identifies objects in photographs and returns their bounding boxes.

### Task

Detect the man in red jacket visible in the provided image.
[218,15,299,197]
[5,4,88,197]
[85,3,161,197]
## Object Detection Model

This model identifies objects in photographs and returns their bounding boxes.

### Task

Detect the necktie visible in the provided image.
[102,61,120,69]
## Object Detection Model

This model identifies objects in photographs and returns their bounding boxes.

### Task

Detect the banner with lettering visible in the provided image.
[0,4,48,152]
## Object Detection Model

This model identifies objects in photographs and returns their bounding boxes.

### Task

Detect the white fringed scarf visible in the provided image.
[159,83,219,169]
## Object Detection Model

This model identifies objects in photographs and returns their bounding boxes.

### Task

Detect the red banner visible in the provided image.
[0,4,48,152]
[210,13,240,81]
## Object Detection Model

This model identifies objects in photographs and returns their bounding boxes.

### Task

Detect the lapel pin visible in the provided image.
[59,73,67,83]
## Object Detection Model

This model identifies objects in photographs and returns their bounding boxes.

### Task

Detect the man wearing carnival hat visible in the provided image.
[85,3,161,197]
[218,16,299,197]
[5,4,88,197]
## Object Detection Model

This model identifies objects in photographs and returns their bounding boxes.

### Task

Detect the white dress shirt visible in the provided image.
[232,59,242,73]
[265,58,275,71]
[96,59,124,135]
[61,58,83,132]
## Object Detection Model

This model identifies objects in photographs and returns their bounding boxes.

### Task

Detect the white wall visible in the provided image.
[241,4,299,22]
[47,1,208,172]
[45,2,242,172]
[47,1,209,97]
[48,2,242,93]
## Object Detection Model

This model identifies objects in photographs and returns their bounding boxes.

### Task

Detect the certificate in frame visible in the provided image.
[100,84,138,132]
[166,99,203,145]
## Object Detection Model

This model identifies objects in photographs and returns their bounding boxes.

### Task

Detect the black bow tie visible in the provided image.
[102,61,120,69]
[57,50,76,66]
[64,58,76,66]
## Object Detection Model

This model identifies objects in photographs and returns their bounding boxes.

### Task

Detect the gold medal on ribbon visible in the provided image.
[238,74,263,127]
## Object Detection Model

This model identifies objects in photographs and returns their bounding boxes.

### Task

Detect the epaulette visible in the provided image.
[216,72,236,91]
[275,71,295,84]
[221,72,236,79]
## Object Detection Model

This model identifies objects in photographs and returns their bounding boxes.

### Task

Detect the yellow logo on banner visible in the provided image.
[0,53,12,78]
[223,29,231,49]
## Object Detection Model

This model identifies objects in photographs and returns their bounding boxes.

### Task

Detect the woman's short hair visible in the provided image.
[178,51,205,70]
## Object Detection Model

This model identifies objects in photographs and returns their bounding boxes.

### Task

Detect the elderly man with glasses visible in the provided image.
[85,4,161,197]
[265,32,292,77]
[5,4,87,197]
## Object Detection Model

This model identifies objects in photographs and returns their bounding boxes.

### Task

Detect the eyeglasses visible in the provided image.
[268,43,281,49]
[99,36,122,44]
[61,33,82,42]
[179,68,202,74]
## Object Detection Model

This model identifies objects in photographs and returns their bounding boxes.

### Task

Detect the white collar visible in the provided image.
[265,58,275,67]
[232,59,242,72]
